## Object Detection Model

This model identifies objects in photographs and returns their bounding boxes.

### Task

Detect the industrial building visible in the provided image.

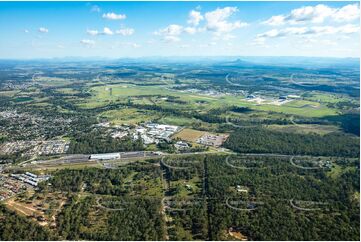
[90,153,120,160]
[197,133,229,147]
[175,141,190,150]
[133,123,180,145]
[10,172,51,187]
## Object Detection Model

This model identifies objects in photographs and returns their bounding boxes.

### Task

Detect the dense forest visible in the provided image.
[205,155,360,241]
[38,165,166,240]
[67,130,144,154]
[57,195,165,240]
[225,127,360,157]
[166,200,208,240]
[0,205,56,240]
[4,152,359,241]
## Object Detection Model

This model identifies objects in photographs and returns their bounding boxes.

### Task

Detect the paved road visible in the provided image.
[7,150,222,170]
[8,149,357,171]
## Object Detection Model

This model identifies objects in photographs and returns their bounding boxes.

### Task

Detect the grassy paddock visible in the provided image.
[84,84,339,118]
[173,128,208,142]
[266,124,341,135]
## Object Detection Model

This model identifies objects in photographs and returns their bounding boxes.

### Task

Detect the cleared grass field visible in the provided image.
[304,92,348,103]
[173,128,207,142]
[100,108,161,125]
[170,177,201,198]
[55,88,80,95]
[0,90,20,97]
[82,84,340,119]
[159,115,198,126]
[24,162,101,171]
[35,76,72,87]
[327,164,357,179]
[5,191,68,227]
[266,124,341,135]
[248,99,338,117]
[5,198,42,218]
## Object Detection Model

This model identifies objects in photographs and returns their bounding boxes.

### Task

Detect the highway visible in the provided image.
[7,150,226,171]
[7,148,357,172]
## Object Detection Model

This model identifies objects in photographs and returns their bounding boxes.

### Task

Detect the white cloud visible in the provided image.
[340,24,360,34]
[219,34,236,41]
[263,3,360,26]
[287,4,335,24]
[184,27,197,34]
[131,43,140,48]
[103,27,113,35]
[24,29,29,33]
[310,24,359,35]
[90,5,101,13]
[80,39,95,47]
[115,28,135,36]
[251,37,267,46]
[38,27,48,33]
[102,12,126,20]
[154,7,247,41]
[87,27,117,36]
[164,36,180,42]
[155,24,184,41]
[187,10,204,26]
[262,15,286,26]
[257,29,283,38]
[204,7,247,35]
[155,24,183,36]
[256,24,359,42]
[155,24,201,37]
[334,4,360,22]
[87,29,99,36]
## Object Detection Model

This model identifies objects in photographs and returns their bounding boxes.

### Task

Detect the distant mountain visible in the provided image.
[0,56,358,69]
[232,56,360,69]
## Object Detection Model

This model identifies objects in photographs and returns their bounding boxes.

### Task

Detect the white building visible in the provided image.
[141,134,156,145]
[111,131,128,139]
[135,127,146,134]
[90,153,120,160]
[175,141,189,150]
[25,172,37,178]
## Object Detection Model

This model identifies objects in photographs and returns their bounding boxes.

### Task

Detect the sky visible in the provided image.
[0,1,359,59]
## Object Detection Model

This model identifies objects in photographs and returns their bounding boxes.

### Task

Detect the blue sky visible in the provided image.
[0,1,359,59]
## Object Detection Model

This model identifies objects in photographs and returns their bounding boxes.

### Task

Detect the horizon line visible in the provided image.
[0,55,359,61]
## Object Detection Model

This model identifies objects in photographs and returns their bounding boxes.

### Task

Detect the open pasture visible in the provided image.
[100,108,161,125]
[84,84,339,119]
[172,128,208,142]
